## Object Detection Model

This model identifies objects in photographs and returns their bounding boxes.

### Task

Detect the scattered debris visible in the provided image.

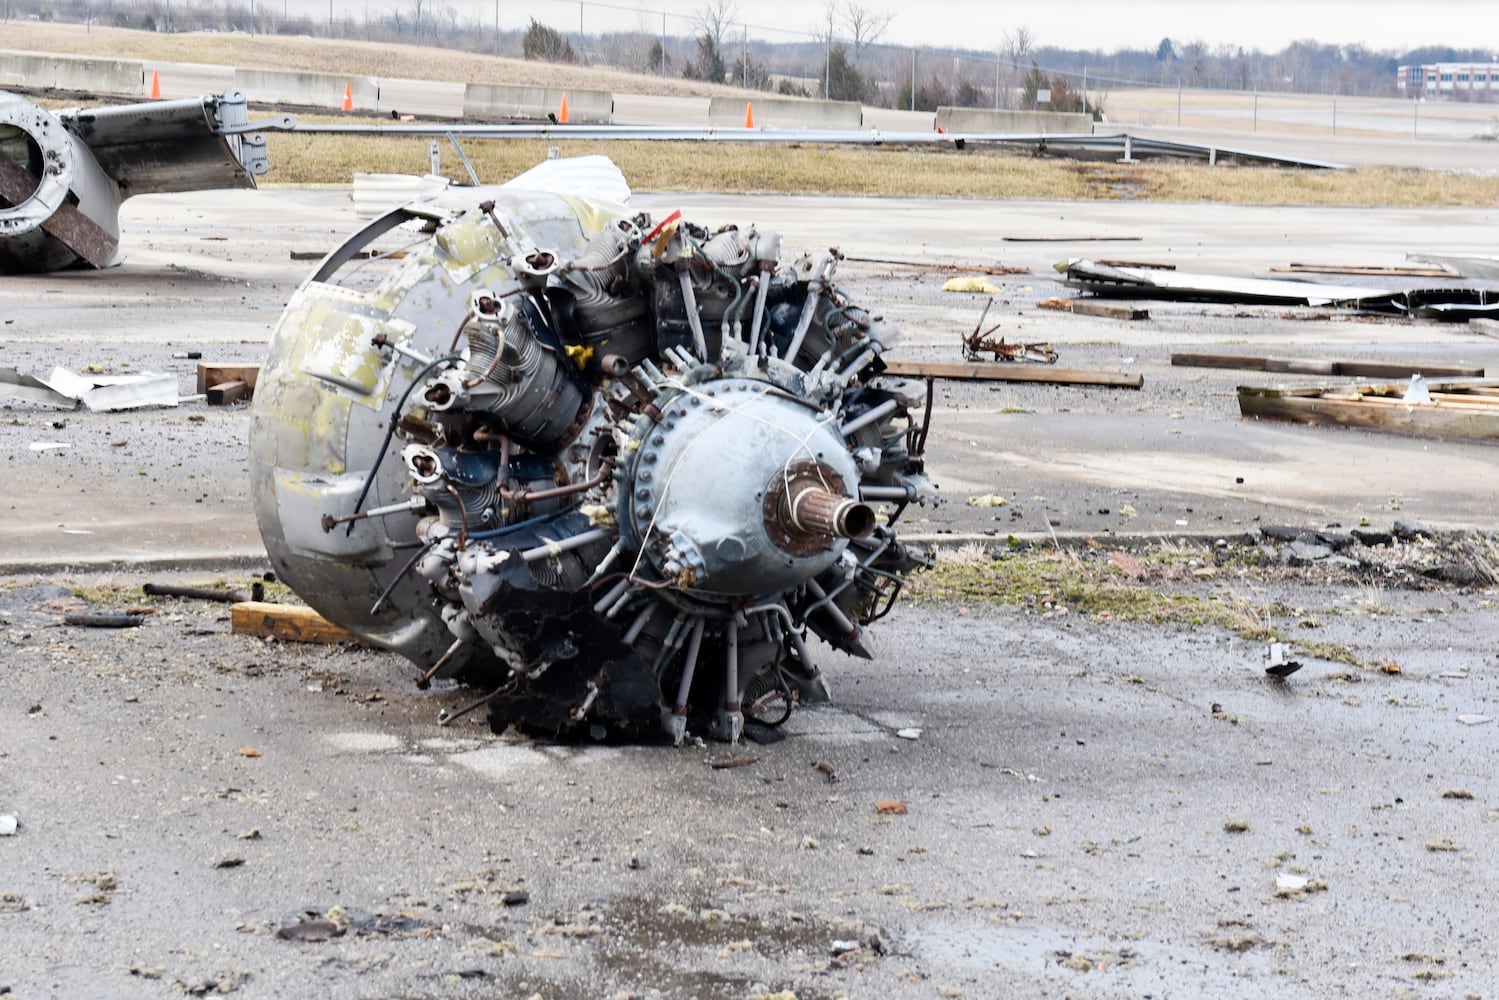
[709,755,761,770]
[841,254,1028,276]
[0,367,178,411]
[814,761,838,783]
[213,857,246,869]
[1264,643,1302,678]
[895,727,922,740]
[1239,378,1499,441]
[1172,352,1483,380]
[1426,838,1464,852]
[0,814,16,836]
[235,747,262,758]
[1059,259,1499,318]
[62,613,145,629]
[967,494,1010,508]
[875,800,908,815]
[1457,715,1492,726]
[1037,298,1149,321]
[962,298,1058,363]
[275,918,345,942]
[1223,818,1251,833]
[942,276,1002,295]
[144,583,250,604]
[196,363,261,405]
[502,890,530,906]
[1408,252,1499,280]
[1008,235,1141,243]
[230,602,360,645]
[1441,789,1475,800]
[1272,262,1456,278]
[881,360,1142,389]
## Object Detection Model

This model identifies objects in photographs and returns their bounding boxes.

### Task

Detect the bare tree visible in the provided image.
[694,0,738,56]
[841,2,891,61]
[999,25,1036,108]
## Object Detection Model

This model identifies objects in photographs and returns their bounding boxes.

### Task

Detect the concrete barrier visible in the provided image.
[709,96,862,130]
[463,84,613,124]
[233,68,378,111]
[375,78,464,118]
[148,61,236,101]
[0,50,143,95]
[936,107,1093,134]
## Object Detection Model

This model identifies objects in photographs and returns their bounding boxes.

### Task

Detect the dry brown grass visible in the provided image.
[269,130,1499,206]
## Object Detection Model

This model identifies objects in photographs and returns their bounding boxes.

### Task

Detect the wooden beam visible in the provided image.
[207,379,249,406]
[230,601,361,645]
[1239,383,1499,440]
[196,363,261,397]
[1038,298,1150,320]
[1271,262,1455,278]
[0,154,119,269]
[1172,352,1484,379]
[881,359,1143,388]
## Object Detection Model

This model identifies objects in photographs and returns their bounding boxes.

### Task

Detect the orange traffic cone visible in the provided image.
[341,81,353,112]
[558,93,569,124]
[744,101,754,128]
[149,69,161,100]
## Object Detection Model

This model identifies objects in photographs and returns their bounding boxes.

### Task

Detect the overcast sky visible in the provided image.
[292,0,1499,55]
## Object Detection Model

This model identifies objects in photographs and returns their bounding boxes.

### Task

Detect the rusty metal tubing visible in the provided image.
[519,527,612,563]
[789,487,877,540]
[502,458,613,503]
[416,637,466,689]
[673,617,707,714]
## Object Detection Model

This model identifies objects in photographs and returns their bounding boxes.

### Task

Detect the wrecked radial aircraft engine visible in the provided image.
[251,187,932,742]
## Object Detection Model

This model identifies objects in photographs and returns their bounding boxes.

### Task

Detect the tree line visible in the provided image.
[18,0,1498,108]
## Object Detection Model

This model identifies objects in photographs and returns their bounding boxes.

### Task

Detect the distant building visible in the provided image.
[1397,63,1499,98]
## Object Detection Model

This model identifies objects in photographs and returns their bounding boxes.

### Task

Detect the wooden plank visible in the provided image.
[197,363,261,396]
[0,154,119,269]
[207,379,249,406]
[1003,235,1142,242]
[1271,262,1455,278]
[1038,298,1149,320]
[840,255,1028,275]
[882,360,1143,388]
[1172,352,1484,379]
[230,601,360,645]
[1240,392,1499,440]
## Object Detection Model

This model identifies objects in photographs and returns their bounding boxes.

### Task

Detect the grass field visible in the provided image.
[273,129,1499,207]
